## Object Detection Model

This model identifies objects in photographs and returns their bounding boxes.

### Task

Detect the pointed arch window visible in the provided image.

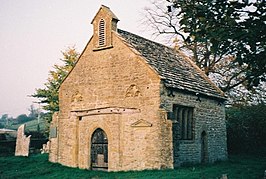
[99,19,106,46]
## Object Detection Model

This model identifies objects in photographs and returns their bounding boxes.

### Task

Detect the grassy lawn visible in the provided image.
[0,154,265,179]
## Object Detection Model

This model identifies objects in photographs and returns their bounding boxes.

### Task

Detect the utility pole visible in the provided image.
[6,117,8,128]
[37,103,40,132]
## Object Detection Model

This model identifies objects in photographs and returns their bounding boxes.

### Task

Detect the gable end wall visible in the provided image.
[50,31,175,171]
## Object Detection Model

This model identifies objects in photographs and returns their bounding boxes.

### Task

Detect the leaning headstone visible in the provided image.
[15,124,31,157]
[41,141,50,154]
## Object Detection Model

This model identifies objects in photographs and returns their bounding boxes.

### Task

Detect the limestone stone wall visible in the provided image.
[49,9,227,170]
[49,112,59,163]
[49,28,227,170]
[76,112,163,171]
[157,109,174,169]
[160,84,228,166]
[50,31,173,171]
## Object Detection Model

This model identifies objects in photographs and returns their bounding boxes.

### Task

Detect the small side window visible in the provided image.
[99,19,105,46]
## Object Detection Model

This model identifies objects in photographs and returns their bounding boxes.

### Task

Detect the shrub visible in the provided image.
[226,103,266,156]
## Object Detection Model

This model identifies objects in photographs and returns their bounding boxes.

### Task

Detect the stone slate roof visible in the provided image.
[117,29,225,100]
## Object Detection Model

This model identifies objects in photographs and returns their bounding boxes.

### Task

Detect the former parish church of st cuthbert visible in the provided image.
[48,5,227,171]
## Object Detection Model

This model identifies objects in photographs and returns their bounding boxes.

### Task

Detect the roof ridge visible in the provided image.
[117,29,174,52]
[117,29,226,100]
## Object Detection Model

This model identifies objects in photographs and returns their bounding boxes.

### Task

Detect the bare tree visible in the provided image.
[144,0,266,105]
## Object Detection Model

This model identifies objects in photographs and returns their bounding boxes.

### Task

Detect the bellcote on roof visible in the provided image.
[91,5,119,50]
[91,5,119,24]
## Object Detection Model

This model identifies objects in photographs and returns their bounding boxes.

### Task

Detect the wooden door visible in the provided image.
[201,131,208,163]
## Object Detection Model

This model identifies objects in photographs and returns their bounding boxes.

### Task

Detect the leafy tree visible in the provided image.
[0,114,12,128]
[0,123,4,129]
[16,114,30,124]
[145,0,266,104]
[32,47,80,122]
[0,114,8,122]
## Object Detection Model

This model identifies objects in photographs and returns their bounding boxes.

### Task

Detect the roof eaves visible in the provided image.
[165,84,227,101]
[177,50,226,98]
[117,29,226,100]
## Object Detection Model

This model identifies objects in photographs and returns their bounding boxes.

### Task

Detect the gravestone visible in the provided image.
[41,141,50,154]
[221,174,228,179]
[97,154,105,167]
[15,124,31,157]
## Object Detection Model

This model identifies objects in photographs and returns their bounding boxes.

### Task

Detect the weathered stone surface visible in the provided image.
[49,112,59,163]
[15,124,31,157]
[160,86,227,166]
[48,5,227,171]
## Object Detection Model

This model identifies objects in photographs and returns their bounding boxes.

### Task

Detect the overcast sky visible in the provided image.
[0,0,158,117]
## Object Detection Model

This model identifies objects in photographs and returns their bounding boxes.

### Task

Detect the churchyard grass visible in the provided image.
[0,154,265,179]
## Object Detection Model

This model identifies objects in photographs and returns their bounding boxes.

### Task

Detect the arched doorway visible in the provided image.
[201,131,208,163]
[91,128,108,170]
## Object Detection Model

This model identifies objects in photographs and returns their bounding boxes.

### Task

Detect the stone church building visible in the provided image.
[49,5,227,171]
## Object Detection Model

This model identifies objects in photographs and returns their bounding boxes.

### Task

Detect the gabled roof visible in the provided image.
[91,5,119,24]
[117,29,225,100]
